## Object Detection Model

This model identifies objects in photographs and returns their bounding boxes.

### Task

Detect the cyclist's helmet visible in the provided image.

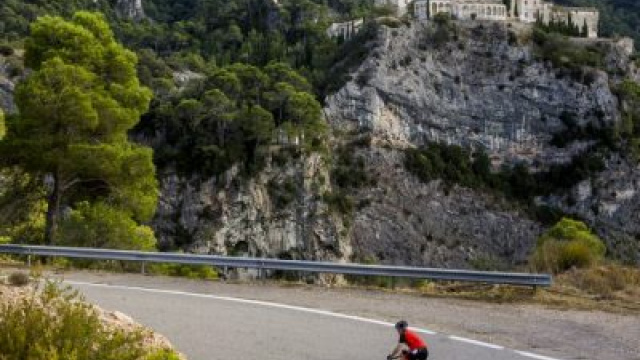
[395,320,408,330]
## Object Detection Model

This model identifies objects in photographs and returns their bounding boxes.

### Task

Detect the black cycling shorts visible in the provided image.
[402,348,429,360]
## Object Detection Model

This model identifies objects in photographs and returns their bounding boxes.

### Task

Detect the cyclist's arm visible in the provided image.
[389,343,403,358]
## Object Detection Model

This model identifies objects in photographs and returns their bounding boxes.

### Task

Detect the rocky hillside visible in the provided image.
[1,1,639,269]
[150,20,639,268]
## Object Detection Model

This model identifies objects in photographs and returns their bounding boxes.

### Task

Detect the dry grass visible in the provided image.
[331,265,640,314]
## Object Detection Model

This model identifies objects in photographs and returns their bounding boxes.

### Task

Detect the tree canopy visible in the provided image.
[138,61,327,176]
[0,12,156,247]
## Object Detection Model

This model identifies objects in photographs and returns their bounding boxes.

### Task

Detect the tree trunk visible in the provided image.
[44,171,61,245]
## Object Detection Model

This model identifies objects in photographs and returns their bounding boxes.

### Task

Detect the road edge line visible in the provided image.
[65,280,566,360]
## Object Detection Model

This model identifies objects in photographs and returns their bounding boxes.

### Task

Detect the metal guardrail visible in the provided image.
[0,244,552,287]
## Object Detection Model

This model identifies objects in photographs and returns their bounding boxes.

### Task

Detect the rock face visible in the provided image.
[323,20,639,264]
[325,22,623,167]
[153,21,639,267]
[2,18,638,266]
[545,156,640,263]
[349,148,541,267]
[0,57,17,114]
[115,0,145,21]
[153,153,352,268]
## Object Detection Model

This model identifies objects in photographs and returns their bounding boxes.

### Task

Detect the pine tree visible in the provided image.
[0,108,5,140]
[0,12,156,246]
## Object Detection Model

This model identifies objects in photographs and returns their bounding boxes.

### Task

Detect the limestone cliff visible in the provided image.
[2,18,638,267]
[153,153,352,265]
[323,20,639,264]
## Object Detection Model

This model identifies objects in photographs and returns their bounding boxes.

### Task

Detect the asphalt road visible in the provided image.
[70,281,559,360]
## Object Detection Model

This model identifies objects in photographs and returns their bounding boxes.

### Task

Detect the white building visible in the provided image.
[410,0,599,38]
[415,0,508,21]
[327,19,364,40]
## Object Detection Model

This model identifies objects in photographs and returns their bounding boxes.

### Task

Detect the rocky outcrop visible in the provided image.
[324,20,639,264]
[153,21,639,267]
[544,156,640,264]
[0,56,17,114]
[115,0,145,21]
[153,153,352,268]
[350,147,541,267]
[325,22,624,167]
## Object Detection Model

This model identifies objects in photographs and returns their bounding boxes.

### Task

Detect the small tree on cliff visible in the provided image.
[581,19,589,38]
[0,108,5,140]
[0,12,157,246]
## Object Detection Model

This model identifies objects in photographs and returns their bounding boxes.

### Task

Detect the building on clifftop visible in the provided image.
[410,0,599,38]
[327,19,364,40]
[416,0,508,21]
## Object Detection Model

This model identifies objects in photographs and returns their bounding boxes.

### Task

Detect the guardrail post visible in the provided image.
[27,254,31,268]
[259,261,266,284]
[141,261,146,275]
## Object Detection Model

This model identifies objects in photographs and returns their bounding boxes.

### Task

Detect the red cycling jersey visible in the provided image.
[400,329,428,350]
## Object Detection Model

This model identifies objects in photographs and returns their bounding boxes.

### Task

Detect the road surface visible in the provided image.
[69,281,561,360]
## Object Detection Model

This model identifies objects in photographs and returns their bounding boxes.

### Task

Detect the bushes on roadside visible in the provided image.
[531,218,606,273]
[0,281,181,360]
[148,263,218,280]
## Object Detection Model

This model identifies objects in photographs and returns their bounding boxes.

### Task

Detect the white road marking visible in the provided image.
[515,351,563,360]
[64,280,566,360]
[449,335,505,350]
[64,280,437,335]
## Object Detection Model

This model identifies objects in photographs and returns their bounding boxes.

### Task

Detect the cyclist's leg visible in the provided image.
[417,349,428,360]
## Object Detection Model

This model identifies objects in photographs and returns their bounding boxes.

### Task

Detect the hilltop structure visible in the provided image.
[328,0,599,40]
[327,19,364,40]
[417,0,599,37]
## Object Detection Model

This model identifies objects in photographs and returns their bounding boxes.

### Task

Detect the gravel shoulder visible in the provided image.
[51,270,640,360]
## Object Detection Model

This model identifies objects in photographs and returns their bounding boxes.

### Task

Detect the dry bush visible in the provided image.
[559,265,640,297]
[7,271,29,286]
[531,218,605,274]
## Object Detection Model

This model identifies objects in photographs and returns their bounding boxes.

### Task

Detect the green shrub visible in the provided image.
[268,178,298,210]
[7,271,29,286]
[0,44,13,56]
[532,28,605,70]
[146,349,183,360]
[323,191,355,215]
[332,148,374,189]
[0,281,178,360]
[58,202,156,251]
[148,263,218,280]
[531,218,606,273]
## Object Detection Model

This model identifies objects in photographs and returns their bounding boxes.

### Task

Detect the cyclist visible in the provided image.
[387,320,429,360]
